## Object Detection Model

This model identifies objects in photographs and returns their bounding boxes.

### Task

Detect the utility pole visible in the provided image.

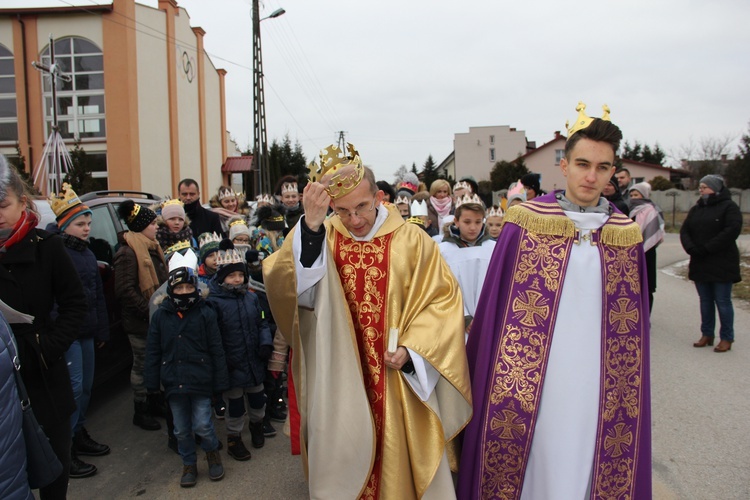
[251,0,269,197]
[336,130,347,151]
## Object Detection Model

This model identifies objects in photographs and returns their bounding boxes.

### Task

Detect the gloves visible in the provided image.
[258,345,273,360]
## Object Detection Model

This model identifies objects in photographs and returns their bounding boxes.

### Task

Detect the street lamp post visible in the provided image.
[251,2,285,197]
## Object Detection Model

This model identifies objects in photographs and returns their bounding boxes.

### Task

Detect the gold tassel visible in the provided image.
[600,222,643,247]
[502,205,576,237]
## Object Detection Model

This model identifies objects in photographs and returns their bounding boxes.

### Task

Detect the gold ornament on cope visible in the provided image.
[565,101,611,138]
[309,143,364,199]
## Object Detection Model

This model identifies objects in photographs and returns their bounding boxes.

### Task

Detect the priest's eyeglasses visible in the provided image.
[333,198,376,220]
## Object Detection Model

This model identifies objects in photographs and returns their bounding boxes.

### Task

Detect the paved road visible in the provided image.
[66,233,750,499]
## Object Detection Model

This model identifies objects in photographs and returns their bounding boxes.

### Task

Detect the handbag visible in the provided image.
[2,334,63,489]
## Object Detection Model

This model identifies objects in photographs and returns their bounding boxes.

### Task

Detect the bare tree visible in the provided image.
[393,164,409,183]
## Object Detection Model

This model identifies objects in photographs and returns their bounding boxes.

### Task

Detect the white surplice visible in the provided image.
[438,240,496,320]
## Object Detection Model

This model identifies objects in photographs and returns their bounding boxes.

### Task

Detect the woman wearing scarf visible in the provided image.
[0,157,87,499]
[114,200,168,431]
[628,182,665,311]
[427,179,454,231]
[209,186,251,234]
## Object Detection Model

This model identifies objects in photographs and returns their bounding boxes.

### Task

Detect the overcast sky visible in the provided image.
[5,0,750,182]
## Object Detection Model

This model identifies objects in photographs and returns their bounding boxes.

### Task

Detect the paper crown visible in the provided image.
[566,101,611,138]
[507,181,526,197]
[165,240,192,256]
[281,183,298,194]
[198,232,221,248]
[255,194,274,204]
[455,193,483,208]
[167,247,198,272]
[410,199,428,217]
[48,183,81,217]
[405,216,425,227]
[487,206,504,218]
[229,218,248,229]
[218,187,237,201]
[453,181,472,193]
[394,195,410,205]
[216,248,244,268]
[309,143,364,199]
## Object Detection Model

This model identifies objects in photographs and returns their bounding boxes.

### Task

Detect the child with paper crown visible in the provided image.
[206,240,273,461]
[485,206,504,240]
[197,232,221,285]
[156,199,196,252]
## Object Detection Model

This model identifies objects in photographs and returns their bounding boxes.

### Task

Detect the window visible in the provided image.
[87,152,109,191]
[489,135,495,145]
[41,37,105,140]
[0,44,18,143]
[89,205,117,264]
[555,149,564,165]
[489,148,496,162]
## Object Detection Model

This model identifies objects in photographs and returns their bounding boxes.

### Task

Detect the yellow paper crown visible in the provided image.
[165,240,192,255]
[309,143,364,199]
[48,182,82,217]
[405,216,425,227]
[161,198,184,209]
[565,101,611,138]
[229,218,248,229]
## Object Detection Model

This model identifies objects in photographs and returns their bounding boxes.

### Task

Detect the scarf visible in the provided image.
[629,199,665,252]
[156,225,193,251]
[61,232,89,252]
[0,210,39,252]
[122,231,166,299]
[430,196,452,217]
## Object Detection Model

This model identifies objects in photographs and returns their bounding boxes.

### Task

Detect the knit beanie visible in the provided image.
[161,199,185,221]
[228,217,251,241]
[630,182,651,199]
[700,175,724,193]
[521,173,541,193]
[198,232,221,263]
[117,199,156,233]
[255,205,286,232]
[216,239,247,283]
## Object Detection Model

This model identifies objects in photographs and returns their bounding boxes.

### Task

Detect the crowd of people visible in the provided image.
[0,102,743,498]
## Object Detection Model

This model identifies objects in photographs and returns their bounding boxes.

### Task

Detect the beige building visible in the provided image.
[450,125,533,182]
[0,0,230,200]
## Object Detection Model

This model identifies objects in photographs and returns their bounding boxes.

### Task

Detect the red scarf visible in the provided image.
[0,210,39,252]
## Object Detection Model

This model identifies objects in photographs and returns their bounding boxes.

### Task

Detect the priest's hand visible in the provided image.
[384,346,410,370]
[303,182,331,232]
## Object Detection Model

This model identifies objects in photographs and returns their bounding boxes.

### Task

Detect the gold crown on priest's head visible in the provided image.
[309,143,364,199]
[48,182,82,217]
[565,101,611,139]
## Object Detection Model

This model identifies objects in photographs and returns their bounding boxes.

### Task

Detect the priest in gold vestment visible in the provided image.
[264,144,472,499]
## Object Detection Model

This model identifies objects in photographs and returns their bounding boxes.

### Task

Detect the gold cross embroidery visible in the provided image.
[490,409,527,440]
[609,298,639,334]
[512,290,550,327]
[604,422,633,457]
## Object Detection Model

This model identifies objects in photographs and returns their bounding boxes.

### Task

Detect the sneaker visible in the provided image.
[69,456,97,479]
[180,464,197,488]
[213,405,226,420]
[226,434,252,461]
[74,428,111,456]
[206,450,224,481]
[263,419,277,438]
[249,421,265,449]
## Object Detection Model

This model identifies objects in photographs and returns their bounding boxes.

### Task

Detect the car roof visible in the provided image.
[34,191,162,230]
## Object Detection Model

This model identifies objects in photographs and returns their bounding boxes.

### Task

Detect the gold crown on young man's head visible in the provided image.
[309,143,364,199]
[565,101,611,138]
[48,182,81,217]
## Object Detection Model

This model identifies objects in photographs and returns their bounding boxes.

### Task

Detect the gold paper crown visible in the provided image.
[229,218,248,229]
[165,240,192,255]
[487,206,504,218]
[394,195,410,205]
[309,143,364,199]
[198,232,221,248]
[281,183,298,194]
[405,216,425,227]
[161,198,184,209]
[48,182,81,217]
[565,101,611,138]
[218,187,237,201]
[268,215,284,223]
[216,248,244,267]
[455,193,483,208]
[453,181,471,193]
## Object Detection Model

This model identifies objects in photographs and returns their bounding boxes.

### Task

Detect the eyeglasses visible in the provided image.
[233,237,251,244]
[333,198,377,220]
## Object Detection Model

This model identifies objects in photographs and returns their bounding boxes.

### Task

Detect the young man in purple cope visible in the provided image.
[457,103,652,499]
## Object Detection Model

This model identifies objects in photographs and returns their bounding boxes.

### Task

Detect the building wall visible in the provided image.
[0,18,13,52]
[174,6,201,191]
[523,140,567,192]
[135,5,172,197]
[454,125,527,182]
[203,52,222,196]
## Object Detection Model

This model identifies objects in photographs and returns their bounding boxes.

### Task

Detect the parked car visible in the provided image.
[36,190,162,387]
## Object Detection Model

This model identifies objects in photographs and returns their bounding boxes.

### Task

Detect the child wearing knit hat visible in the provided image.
[197,232,221,286]
[156,199,195,252]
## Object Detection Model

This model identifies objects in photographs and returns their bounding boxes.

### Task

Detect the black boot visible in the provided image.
[73,427,110,456]
[70,447,97,479]
[263,415,277,437]
[249,420,265,449]
[226,434,252,461]
[133,401,161,431]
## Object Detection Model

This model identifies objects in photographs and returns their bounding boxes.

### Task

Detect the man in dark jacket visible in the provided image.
[680,175,742,352]
[178,179,225,238]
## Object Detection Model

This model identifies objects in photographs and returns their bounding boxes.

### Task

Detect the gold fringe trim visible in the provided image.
[502,205,576,237]
[600,222,643,247]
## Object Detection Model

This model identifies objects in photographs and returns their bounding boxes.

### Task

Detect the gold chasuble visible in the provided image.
[264,204,472,499]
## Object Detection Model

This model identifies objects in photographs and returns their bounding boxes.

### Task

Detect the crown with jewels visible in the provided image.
[48,182,83,217]
[218,187,237,201]
[281,182,298,194]
[410,199,428,217]
[405,216,425,227]
[216,248,244,268]
[453,181,471,193]
[566,101,611,139]
[309,143,364,199]
[198,232,221,248]
[455,193,483,208]
[487,206,504,218]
